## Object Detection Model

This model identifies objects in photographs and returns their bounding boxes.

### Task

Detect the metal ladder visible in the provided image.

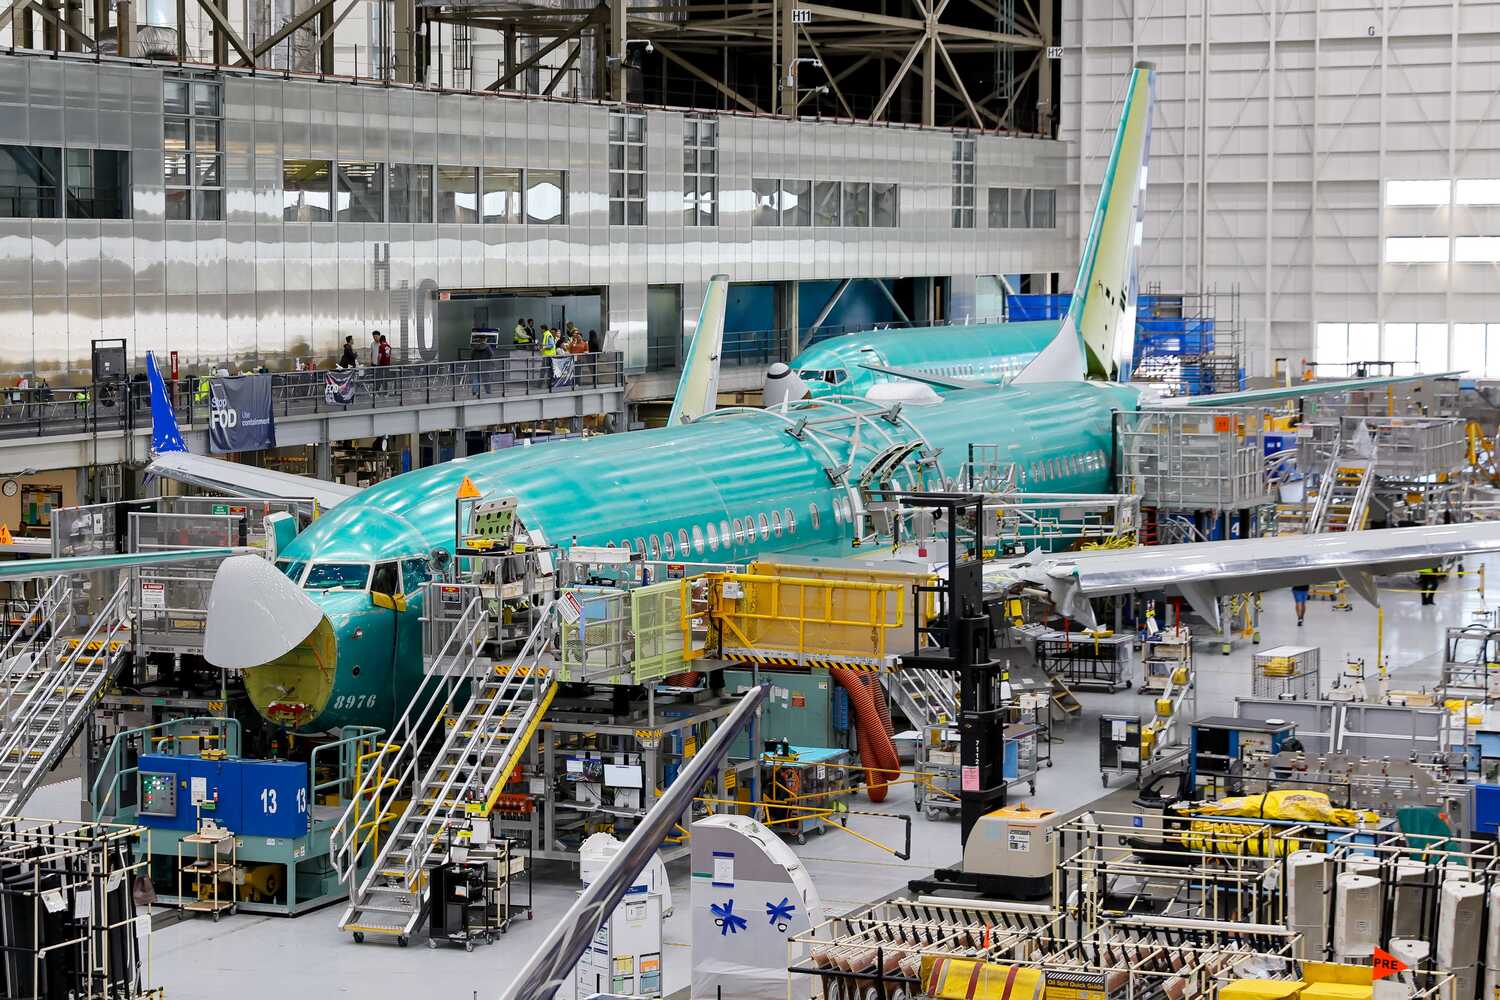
[1313,458,1376,533]
[0,578,130,815]
[884,667,958,730]
[332,597,556,945]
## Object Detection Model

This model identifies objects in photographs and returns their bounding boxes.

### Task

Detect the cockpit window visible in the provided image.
[401,557,432,592]
[797,368,849,385]
[275,559,307,584]
[303,562,372,591]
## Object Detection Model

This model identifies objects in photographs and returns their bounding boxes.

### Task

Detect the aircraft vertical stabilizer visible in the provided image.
[146,351,188,454]
[1013,60,1156,384]
[668,275,729,425]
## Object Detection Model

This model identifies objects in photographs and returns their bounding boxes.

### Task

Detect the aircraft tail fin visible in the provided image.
[1013,61,1155,384]
[146,351,188,455]
[668,275,729,425]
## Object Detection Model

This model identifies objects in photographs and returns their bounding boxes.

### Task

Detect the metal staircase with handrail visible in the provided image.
[1314,457,1377,533]
[885,666,958,731]
[332,597,557,945]
[0,577,132,815]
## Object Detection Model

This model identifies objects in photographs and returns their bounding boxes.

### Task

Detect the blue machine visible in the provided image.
[1188,716,1294,786]
[136,753,308,839]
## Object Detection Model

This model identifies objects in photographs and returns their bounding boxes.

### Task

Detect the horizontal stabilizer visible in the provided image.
[0,547,250,581]
[148,451,362,511]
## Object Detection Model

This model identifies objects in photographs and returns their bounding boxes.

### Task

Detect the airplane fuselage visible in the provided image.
[249,379,1139,733]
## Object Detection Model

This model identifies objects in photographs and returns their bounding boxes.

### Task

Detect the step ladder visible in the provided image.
[884,666,958,730]
[1050,676,1082,718]
[0,577,131,815]
[1314,459,1376,533]
[332,596,557,945]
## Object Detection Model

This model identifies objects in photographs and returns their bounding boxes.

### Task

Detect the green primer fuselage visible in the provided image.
[263,379,1141,733]
[790,320,1060,398]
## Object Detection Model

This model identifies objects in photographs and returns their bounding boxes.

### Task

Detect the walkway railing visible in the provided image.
[0,350,625,441]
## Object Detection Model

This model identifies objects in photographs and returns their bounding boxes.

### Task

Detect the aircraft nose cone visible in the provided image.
[204,554,324,669]
[763,363,808,407]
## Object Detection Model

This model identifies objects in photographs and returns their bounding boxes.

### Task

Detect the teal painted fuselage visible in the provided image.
[258,379,1140,733]
[790,320,1059,398]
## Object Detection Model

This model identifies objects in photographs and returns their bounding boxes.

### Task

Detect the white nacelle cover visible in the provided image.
[203,554,324,670]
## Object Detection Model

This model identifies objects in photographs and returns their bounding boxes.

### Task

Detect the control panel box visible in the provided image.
[135,754,309,838]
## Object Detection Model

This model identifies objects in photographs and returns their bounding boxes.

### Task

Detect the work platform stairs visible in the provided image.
[0,576,131,815]
[332,596,556,945]
[1274,439,1377,536]
[885,666,958,731]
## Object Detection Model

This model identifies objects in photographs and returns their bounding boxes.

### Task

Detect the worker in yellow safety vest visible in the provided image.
[540,326,559,357]
[513,320,532,348]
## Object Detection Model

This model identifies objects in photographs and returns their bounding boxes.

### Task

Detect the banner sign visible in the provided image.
[324,369,357,405]
[549,356,577,391]
[207,374,276,454]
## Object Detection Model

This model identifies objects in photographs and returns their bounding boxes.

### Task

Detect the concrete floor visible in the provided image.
[26,564,1487,999]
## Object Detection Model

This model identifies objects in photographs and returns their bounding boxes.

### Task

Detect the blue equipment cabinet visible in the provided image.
[136,754,307,838]
[1188,716,1294,786]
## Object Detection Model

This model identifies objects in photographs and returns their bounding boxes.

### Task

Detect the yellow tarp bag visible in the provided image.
[1176,789,1379,828]
[1303,962,1373,987]
[1219,980,1306,1000]
[1301,985,1373,1000]
[919,955,1045,1000]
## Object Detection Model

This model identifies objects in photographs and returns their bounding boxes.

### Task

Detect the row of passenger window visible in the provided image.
[608,500,846,560]
[1025,447,1109,484]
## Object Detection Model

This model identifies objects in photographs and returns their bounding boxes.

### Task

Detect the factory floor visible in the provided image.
[26,565,1483,999]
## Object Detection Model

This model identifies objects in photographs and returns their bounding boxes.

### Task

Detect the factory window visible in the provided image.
[683,115,717,226]
[303,562,372,591]
[843,182,870,227]
[437,165,479,223]
[283,159,333,222]
[390,164,434,224]
[1456,179,1500,205]
[164,77,222,221]
[1452,325,1500,378]
[481,167,522,224]
[872,183,899,228]
[782,180,812,227]
[399,557,430,592]
[1385,179,1450,207]
[678,529,690,553]
[526,169,567,225]
[814,181,841,226]
[809,504,820,530]
[752,178,780,226]
[64,149,130,219]
[952,136,975,229]
[335,161,384,223]
[758,514,770,540]
[784,508,796,534]
[988,188,1009,228]
[692,525,705,554]
[0,145,60,218]
[609,111,646,226]
[1385,237,1448,264]
[1031,189,1056,229]
[1455,237,1500,263]
[1009,188,1032,229]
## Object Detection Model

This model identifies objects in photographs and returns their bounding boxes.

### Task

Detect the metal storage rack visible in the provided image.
[1029,626,1134,693]
[1252,645,1321,700]
[1141,627,1192,695]
[914,724,962,819]
[176,823,236,921]
[1440,626,1500,704]
[760,745,857,844]
[1004,723,1040,796]
[1099,713,1143,787]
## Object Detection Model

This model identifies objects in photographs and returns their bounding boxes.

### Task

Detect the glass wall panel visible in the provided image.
[872,182,898,227]
[481,167,521,224]
[781,179,810,226]
[0,145,61,218]
[283,159,332,221]
[335,161,384,222]
[437,165,478,223]
[390,163,433,224]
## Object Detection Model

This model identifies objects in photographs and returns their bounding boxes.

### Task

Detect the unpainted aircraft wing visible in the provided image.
[143,350,360,510]
[1159,371,1462,409]
[0,547,250,581]
[989,520,1500,629]
[146,450,360,511]
[857,362,989,392]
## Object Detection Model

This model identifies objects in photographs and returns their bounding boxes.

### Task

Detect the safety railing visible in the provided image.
[693,569,913,669]
[0,351,624,441]
[88,716,242,821]
[0,575,72,719]
[331,593,489,887]
[1116,407,1276,511]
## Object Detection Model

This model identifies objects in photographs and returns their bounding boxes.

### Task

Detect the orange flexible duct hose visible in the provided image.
[664,672,703,687]
[831,669,900,802]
